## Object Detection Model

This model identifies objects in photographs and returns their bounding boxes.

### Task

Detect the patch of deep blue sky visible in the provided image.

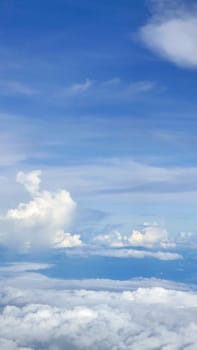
[0,0,197,168]
[0,0,197,281]
[1,246,197,285]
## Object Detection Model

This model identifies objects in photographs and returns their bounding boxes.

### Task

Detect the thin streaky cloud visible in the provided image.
[60,78,155,99]
[66,78,94,95]
[66,246,182,261]
[0,80,37,96]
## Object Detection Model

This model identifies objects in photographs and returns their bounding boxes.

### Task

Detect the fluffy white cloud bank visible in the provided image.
[0,263,196,350]
[95,223,175,249]
[140,2,197,68]
[0,171,82,251]
[0,171,183,259]
[68,222,182,261]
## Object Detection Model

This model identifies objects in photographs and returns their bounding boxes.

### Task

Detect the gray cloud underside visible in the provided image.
[0,263,196,350]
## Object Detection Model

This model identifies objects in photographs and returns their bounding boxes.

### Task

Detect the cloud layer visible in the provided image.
[91,223,181,260]
[140,1,197,68]
[68,246,182,261]
[0,172,187,259]
[0,264,196,350]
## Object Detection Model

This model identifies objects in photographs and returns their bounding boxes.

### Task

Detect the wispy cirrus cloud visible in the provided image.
[42,158,197,196]
[140,0,197,68]
[60,78,155,99]
[0,80,36,96]
[66,78,94,95]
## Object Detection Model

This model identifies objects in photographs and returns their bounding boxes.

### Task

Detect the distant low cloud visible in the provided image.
[0,264,196,350]
[0,171,82,251]
[89,222,181,260]
[67,246,182,261]
[95,223,175,249]
[140,1,197,68]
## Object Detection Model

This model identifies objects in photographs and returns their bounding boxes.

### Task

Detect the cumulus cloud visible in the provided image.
[0,265,196,350]
[53,230,82,248]
[16,170,42,196]
[140,1,197,68]
[91,223,181,261]
[95,223,175,249]
[0,171,82,251]
[128,223,173,247]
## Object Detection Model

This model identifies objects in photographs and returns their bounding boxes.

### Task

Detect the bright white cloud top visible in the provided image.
[95,223,174,248]
[140,3,197,68]
[0,0,197,348]
[0,263,196,350]
[0,171,82,251]
[0,171,186,260]
[16,170,42,196]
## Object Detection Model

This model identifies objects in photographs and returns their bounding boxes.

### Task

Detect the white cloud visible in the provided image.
[67,246,182,261]
[66,79,94,95]
[0,171,82,251]
[16,170,42,196]
[0,262,190,291]
[96,248,181,260]
[127,80,155,93]
[95,230,129,248]
[53,230,82,248]
[0,263,52,274]
[0,118,27,166]
[176,231,197,248]
[95,223,175,249]
[63,78,155,99]
[128,223,171,247]
[0,80,36,96]
[140,2,197,68]
[0,339,33,350]
[0,265,196,350]
[91,223,181,261]
[44,158,197,197]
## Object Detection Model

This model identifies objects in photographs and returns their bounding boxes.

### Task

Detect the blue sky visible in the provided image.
[1,1,197,349]
[1,0,197,278]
